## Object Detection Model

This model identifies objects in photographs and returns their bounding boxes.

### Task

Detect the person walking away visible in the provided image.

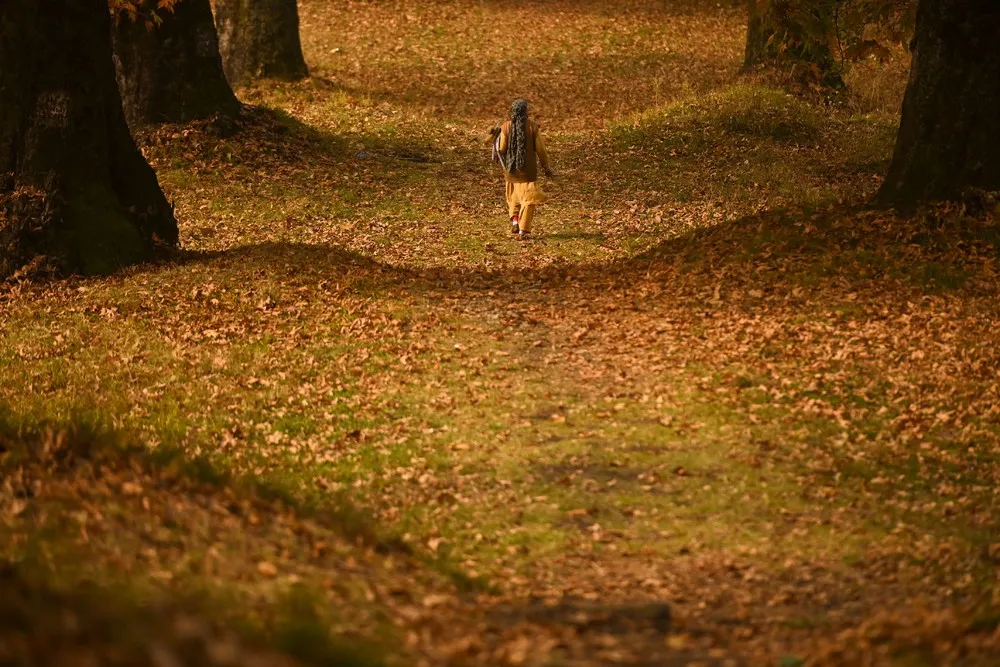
[492,99,554,239]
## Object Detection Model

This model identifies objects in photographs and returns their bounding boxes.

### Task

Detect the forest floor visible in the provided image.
[2,0,999,665]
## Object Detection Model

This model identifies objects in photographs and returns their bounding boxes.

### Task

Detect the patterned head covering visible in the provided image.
[503,99,529,173]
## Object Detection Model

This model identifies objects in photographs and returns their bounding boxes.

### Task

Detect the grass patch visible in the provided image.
[4,1,999,663]
[0,558,386,667]
[612,85,822,147]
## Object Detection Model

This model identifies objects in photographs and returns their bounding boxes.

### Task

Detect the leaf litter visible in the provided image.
[2,0,1000,665]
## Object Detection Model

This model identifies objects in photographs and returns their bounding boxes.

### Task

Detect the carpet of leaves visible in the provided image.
[2,0,999,665]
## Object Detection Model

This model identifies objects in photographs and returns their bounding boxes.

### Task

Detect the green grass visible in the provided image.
[617,85,823,144]
[0,420,411,666]
[4,1,999,663]
[605,84,897,213]
[1,554,387,667]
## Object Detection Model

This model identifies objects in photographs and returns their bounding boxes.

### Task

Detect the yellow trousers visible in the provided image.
[513,204,535,233]
[506,180,546,234]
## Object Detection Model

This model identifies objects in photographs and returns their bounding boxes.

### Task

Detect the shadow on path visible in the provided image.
[160,203,1000,307]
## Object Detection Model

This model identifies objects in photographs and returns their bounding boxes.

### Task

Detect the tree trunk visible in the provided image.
[113,0,241,129]
[875,0,1000,209]
[0,0,178,278]
[215,0,309,87]
[743,0,843,88]
[743,0,772,69]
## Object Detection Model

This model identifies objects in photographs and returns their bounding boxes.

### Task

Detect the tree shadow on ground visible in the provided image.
[0,563,317,667]
[0,417,728,667]
[139,105,344,167]
[140,104,443,181]
[617,203,1000,298]
[167,241,415,289]
[169,202,1000,306]
[484,598,721,667]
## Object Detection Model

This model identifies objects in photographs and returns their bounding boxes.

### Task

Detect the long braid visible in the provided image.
[504,99,528,173]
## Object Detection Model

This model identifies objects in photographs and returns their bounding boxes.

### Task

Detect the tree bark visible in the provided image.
[743,0,843,88]
[875,0,1000,209]
[0,0,178,278]
[215,0,309,87]
[113,0,241,129]
[743,0,773,69]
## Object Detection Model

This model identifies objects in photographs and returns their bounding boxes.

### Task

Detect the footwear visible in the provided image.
[510,217,520,234]
[518,230,532,240]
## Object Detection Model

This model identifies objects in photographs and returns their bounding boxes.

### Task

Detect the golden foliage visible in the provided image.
[109,0,179,29]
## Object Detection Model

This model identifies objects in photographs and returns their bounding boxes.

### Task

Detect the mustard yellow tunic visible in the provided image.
[505,181,547,217]
[498,122,551,218]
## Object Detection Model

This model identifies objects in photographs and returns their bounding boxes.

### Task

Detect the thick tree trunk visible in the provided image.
[113,0,241,128]
[0,0,178,278]
[215,0,309,86]
[743,0,843,88]
[875,0,1000,209]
